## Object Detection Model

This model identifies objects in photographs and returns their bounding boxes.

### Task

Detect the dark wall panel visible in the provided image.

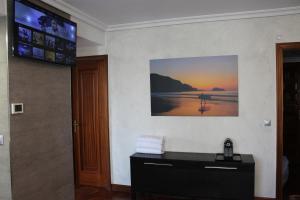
[9,57,74,200]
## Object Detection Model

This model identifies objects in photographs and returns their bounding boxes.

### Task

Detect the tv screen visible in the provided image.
[13,0,77,66]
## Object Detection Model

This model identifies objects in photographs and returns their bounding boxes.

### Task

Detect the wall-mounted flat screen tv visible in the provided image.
[13,0,77,66]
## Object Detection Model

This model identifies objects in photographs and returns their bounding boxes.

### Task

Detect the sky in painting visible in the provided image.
[150,55,238,91]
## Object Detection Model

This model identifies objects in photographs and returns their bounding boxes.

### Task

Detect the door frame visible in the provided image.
[276,42,300,200]
[71,55,111,189]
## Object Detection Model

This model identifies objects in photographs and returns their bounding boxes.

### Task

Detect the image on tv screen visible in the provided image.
[18,43,32,57]
[66,55,75,65]
[55,38,65,51]
[45,35,55,49]
[18,26,32,43]
[45,50,55,62]
[55,52,65,63]
[32,31,44,46]
[33,47,44,60]
[15,0,76,42]
[66,42,76,51]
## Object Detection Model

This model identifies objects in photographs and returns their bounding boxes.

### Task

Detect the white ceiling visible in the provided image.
[63,0,300,25]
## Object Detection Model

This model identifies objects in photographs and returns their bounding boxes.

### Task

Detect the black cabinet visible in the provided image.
[130,152,255,200]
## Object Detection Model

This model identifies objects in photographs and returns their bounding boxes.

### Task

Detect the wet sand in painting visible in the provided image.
[151,91,238,116]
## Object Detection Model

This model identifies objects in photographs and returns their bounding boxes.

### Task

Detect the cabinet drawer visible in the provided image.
[186,167,254,199]
[131,160,186,196]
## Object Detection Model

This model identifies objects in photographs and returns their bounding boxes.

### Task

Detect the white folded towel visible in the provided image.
[136,141,164,149]
[137,135,164,145]
[136,135,165,154]
[136,147,164,154]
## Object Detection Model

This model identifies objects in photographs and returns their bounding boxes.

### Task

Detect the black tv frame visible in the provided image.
[12,0,77,66]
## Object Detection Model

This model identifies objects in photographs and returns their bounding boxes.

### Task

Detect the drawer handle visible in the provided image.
[144,162,173,167]
[205,166,238,170]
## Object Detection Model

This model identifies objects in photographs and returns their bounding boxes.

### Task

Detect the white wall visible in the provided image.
[0,0,6,16]
[77,45,107,57]
[0,15,12,200]
[72,16,106,46]
[107,14,300,198]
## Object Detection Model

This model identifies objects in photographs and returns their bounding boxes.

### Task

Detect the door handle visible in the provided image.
[204,166,238,170]
[73,120,80,133]
[144,162,173,167]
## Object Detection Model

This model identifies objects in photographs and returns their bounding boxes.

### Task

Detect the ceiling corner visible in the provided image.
[107,6,300,32]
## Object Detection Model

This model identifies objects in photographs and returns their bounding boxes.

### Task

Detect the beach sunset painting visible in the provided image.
[150,55,238,116]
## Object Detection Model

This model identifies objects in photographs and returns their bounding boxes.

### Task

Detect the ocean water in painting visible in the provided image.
[151,91,238,116]
[150,55,238,116]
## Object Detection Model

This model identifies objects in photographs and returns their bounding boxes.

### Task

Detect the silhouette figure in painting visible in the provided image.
[198,94,211,114]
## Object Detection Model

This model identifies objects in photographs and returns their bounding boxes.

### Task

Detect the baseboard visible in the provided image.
[111,184,131,193]
[111,184,275,200]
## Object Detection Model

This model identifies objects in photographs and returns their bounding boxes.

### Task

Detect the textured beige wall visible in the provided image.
[0,16,12,200]
[9,58,75,200]
[107,14,300,198]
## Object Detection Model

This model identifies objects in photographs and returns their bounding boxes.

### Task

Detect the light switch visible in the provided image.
[0,135,4,145]
[11,103,24,114]
[264,120,271,127]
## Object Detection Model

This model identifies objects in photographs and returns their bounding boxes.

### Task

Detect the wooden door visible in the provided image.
[72,55,110,189]
[276,43,300,200]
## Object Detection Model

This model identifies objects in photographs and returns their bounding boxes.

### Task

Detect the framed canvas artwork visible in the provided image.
[150,55,238,116]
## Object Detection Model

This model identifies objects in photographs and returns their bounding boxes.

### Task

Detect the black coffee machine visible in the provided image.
[224,138,233,160]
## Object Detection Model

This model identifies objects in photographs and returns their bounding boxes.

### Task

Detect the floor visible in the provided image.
[75,187,180,200]
[76,186,300,200]
[76,187,131,200]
